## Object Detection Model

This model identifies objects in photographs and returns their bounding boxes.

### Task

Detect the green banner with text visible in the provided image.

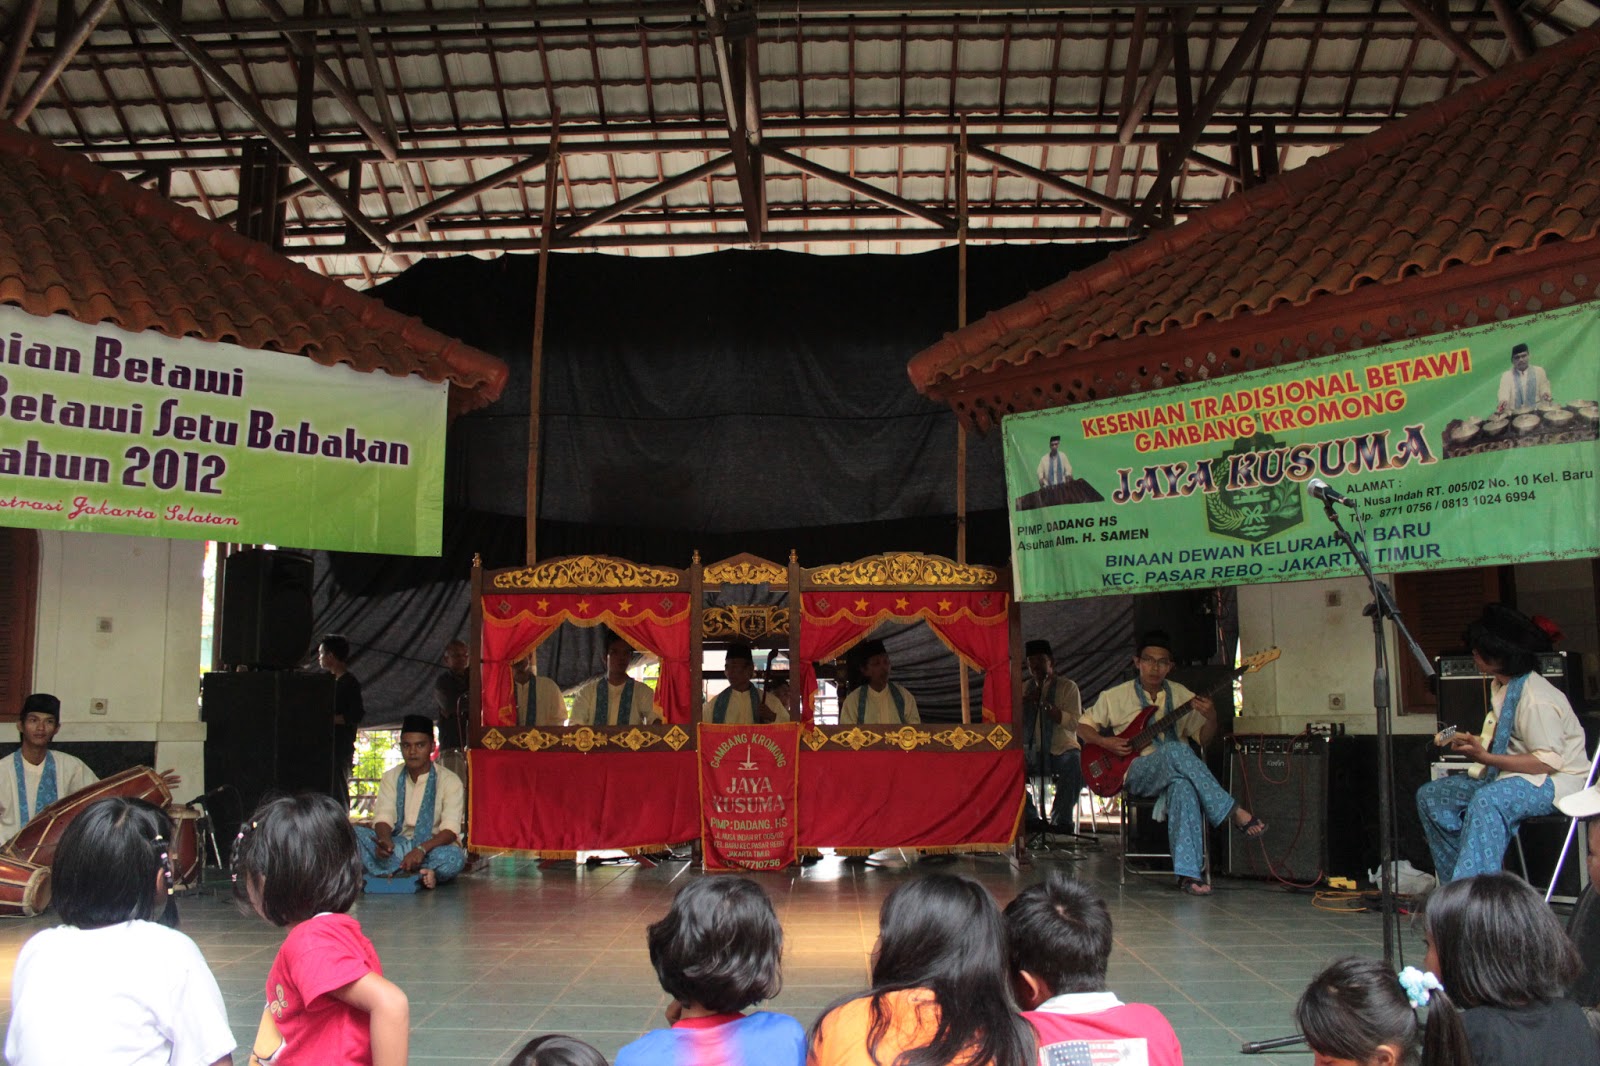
[0,305,448,555]
[1004,303,1600,601]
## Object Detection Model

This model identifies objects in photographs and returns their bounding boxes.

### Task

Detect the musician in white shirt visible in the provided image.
[1077,631,1264,896]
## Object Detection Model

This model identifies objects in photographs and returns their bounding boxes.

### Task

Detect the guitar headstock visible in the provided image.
[1240,647,1281,673]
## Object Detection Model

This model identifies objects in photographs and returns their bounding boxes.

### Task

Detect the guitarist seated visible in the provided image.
[1077,630,1267,896]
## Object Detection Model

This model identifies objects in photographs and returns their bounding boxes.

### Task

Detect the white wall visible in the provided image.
[30,530,208,793]
[1236,573,1434,736]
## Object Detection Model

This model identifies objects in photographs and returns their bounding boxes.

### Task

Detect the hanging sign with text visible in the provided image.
[698,722,800,871]
[0,305,448,555]
[1003,302,1600,601]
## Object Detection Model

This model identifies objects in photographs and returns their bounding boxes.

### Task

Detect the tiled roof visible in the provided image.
[0,122,507,414]
[908,27,1600,396]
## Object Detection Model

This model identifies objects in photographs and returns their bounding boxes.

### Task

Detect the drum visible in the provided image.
[0,854,51,917]
[3,766,171,870]
[166,805,201,888]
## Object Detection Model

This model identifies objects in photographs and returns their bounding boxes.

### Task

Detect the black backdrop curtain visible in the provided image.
[308,243,1167,726]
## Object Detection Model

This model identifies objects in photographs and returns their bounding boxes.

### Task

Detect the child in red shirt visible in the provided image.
[1004,872,1184,1065]
[233,793,409,1066]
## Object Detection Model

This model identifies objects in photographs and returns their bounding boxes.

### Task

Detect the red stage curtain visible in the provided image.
[470,749,699,853]
[799,590,1013,722]
[479,592,693,726]
[797,749,1024,850]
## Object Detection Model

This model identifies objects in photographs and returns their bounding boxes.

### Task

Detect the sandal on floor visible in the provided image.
[1177,877,1213,896]
[1235,815,1268,838]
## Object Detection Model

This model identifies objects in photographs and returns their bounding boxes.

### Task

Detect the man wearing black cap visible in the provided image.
[1022,640,1083,831]
[1417,603,1588,883]
[841,639,919,725]
[1495,342,1553,414]
[701,643,790,724]
[353,715,466,889]
[0,693,98,842]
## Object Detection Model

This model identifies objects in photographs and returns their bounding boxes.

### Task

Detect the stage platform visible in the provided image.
[0,845,1426,1065]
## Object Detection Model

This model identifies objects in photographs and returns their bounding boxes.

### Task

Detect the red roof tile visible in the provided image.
[909,27,1600,397]
[0,122,507,415]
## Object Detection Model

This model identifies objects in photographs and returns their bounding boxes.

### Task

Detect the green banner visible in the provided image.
[0,305,448,555]
[1004,302,1600,601]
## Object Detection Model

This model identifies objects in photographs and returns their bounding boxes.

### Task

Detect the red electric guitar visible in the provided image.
[1082,647,1281,797]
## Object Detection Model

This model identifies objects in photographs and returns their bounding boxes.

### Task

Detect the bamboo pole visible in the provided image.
[526,115,561,565]
[956,117,972,726]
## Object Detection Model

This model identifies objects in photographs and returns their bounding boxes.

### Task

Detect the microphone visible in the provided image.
[1306,478,1357,508]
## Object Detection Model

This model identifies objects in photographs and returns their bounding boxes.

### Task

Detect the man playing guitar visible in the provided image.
[1078,630,1267,896]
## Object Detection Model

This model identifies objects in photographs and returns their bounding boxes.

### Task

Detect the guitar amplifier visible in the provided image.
[1226,735,1329,884]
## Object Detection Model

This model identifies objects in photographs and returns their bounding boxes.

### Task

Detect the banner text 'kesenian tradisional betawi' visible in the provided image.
[1003,302,1600,601]
[0,304,448,555]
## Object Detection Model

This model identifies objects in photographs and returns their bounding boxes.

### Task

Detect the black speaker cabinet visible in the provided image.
[201,671,336,845]
[219,549,314,669]
[1227,735,1329,883]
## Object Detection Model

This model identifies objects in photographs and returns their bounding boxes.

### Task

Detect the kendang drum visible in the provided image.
[166,805,201,888]
[3,766,171,869]
[0,855,51,917]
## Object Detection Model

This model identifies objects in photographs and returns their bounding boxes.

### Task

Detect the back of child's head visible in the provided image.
[231,791,363,926]
[1297,957,1420,1066]
[647,875,782,1014]
[53,797,173,929]
[1423,871,1578,1009]
[508,1034,609,1066]
[853,874,1033,1066]
[1003,872,1111,996]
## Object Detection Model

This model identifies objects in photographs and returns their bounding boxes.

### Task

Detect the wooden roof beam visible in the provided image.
[764,145,957,230]
[125,0,394,254]
[1487,0,1535,60]
[387,148,555,233]
[0,0,45,116]
[1395,0,1495,78]
[705,0,767,239]
[556,153,733,238]
[1133,0,1283,229]
[968,144,1139,220]
[8,0,113,124]
[1117,8,1191,144]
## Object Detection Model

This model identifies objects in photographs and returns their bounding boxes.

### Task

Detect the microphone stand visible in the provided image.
[1314,490,1435,967]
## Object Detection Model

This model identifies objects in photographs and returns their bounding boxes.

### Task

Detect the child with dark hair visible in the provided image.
[510,1034,610,1066]
[810,873,1034,1066]
[233,792,409,1066]
[1420,872,1600,1065]
[616,876,804,1065]
[1296,956,1472,1066]
[6,796,235,1066]
[1002,872,1181,1064]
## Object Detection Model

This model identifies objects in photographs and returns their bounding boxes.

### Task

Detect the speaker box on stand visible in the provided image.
[219,549,314,669]
[200,671,336,847]
[1227,735,1329,884]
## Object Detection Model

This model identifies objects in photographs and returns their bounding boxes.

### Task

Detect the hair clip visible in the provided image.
[151,834,176,895]
[1398,966,1442,1008]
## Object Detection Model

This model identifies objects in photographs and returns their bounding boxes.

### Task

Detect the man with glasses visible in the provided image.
[353,715,467,889]
[1078,630,1265,896]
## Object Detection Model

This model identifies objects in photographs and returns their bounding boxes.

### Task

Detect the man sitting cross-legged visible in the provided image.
[1004,871,1184,1065]
[354,715,467,889]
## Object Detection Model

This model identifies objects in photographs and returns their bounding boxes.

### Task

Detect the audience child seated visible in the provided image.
[616,876,805,1066]
[810,873,1034,1066]
[6,796,235,1066]
[1002,872,1182,1064]
[1421,872,1600,1065]
[510,1034,610,1066]
[1296,956,1472,1066]
[233,792,410,1066]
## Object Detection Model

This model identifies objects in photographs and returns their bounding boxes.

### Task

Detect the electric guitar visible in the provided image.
[1082,647,1282,797]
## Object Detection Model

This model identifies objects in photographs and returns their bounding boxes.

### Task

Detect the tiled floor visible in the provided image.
[0,839,1427,1065]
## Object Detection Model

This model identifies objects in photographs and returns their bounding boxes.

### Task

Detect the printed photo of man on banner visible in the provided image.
[698,722,800,871]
